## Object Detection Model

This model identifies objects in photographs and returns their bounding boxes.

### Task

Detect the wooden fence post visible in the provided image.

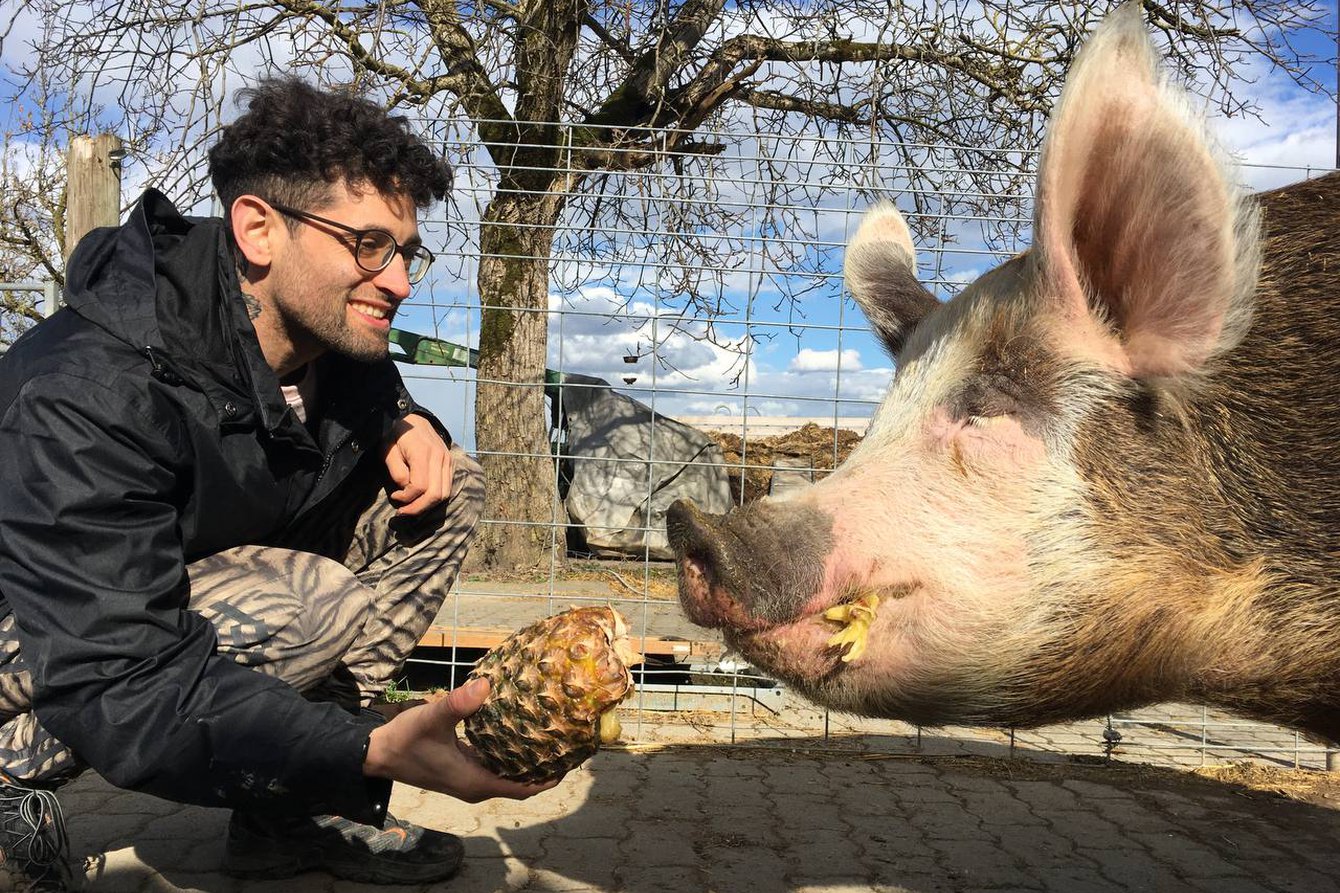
[65,133,124,255]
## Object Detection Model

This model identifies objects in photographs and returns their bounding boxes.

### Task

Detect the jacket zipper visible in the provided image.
[143,346,184,385]
[311,402,381,486]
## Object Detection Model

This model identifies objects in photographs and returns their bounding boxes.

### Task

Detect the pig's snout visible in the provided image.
[665,499,761,631]
[667,497,833,632]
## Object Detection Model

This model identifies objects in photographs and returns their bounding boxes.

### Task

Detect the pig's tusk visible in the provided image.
[823,594,880,663]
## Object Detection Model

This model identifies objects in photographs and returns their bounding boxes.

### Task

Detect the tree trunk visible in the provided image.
[468,189,566,571]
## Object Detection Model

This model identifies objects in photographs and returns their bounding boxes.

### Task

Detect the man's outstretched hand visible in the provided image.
[363,678,558,802]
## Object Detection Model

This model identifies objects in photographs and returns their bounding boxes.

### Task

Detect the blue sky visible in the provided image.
[3,4,1338,450]
[395,38,1340,450]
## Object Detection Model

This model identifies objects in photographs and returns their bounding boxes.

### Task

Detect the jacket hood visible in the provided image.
[61,189,298,437]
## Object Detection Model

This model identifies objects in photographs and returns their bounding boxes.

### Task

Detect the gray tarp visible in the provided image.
[554,373,732,559]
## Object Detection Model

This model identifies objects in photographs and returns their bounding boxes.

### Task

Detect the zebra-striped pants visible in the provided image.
[0,446,485,785]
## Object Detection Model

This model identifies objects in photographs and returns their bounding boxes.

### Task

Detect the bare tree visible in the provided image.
[0,132,54,347]
[0,62,69,347]
[0,0,1330,567]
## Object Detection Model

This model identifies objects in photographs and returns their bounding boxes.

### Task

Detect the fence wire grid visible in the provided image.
[387,122,1337,772]
[10,123,1337,771]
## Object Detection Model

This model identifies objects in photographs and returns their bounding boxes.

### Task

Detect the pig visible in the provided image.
[666,4,1340,744]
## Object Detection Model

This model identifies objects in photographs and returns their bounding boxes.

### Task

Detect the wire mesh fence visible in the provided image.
[0,282,58,353]
[9,124,1336,771]
[378,122,1340,772]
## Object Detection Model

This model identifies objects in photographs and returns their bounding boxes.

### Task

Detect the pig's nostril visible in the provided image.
[667,499,727,582]
[666,499,707,554]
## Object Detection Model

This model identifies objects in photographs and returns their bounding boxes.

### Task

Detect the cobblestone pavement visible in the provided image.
[37,710,1340,893]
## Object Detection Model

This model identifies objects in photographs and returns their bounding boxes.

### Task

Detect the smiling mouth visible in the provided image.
[350,300,392,323]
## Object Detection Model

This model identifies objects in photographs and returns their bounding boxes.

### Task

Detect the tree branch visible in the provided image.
[582,12,635,64]
[582,0,727,130]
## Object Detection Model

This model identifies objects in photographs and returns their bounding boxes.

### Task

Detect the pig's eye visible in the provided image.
[954,373,1025,424]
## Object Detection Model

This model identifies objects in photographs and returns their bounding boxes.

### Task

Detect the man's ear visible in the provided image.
[230,196,282,272]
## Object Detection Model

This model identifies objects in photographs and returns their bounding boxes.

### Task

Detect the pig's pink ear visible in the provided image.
[1032,3,1258,379]
[845,202,941,356]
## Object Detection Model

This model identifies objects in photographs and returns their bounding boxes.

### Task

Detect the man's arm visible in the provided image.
[0,374,385,820]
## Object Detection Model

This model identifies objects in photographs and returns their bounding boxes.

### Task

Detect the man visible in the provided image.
[0,78,550,890]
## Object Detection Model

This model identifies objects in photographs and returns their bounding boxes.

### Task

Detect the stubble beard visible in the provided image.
[276,277,392,365]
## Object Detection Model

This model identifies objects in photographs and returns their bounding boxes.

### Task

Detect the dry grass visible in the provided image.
[1194,760,1340,806]
[462,557,681,600]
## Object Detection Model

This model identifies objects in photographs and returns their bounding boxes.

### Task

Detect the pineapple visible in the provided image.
[464,606,638,783]
[823,593,880,663]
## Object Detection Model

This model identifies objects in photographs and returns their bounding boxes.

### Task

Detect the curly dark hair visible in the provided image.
[207,76,452,215]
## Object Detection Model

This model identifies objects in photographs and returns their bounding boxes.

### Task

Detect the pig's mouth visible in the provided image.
[677,552,901,678]
[668,499,905,680]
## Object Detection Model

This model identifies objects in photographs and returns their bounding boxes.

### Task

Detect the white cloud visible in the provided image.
[1203,52,1337,191]
[789,347,863,373]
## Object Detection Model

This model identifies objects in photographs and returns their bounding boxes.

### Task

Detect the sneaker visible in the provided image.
[0,774,79,891]
[222,810,464,884]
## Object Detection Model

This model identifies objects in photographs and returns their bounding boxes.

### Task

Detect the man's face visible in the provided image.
[268,182,420,364]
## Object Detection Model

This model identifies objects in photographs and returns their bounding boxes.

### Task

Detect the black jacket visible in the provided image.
[0,189,434,821]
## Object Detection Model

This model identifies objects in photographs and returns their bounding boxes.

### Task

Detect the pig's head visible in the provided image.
[669,5,1268,728]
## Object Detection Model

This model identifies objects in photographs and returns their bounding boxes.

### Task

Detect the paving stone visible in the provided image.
[546,808,634,840]
[858,829,933,861]
[1076,845,1198,892]
[874,760,941,779]
[873,859,953,891]
[1186,877,1285,893]
[1041,808,1126,843]
[1224,860,1339,892]
[1040,869,1128,893]
[86,848,169,893]
[139,811,228,842]
[943,775,1013,795]
[1126,831,1243,877]
[1006,780,1082,811]
[613,863,701,892]
[992,826,1079,864]
[1139,790,1213,819]
[125,836,221,876]
[921,838,1039,889]
[616,819,699,866]
[781,827,867,874]
[696,756,766,779]
[494,824,548,861]
[699,846,788,891]
[761,763,833,796]
[1085,799,1179,834]
[870,878,958,893]
[771,795,851,831]
[958,794,1047,827]
[902,803,987,841]
[527,866,610,891]
[41,713,1340,893]
[892,782,962,806]
[537,835,623,887]
[704,777,774,816]
[451,856,531,893]
[1060,780,1139,801]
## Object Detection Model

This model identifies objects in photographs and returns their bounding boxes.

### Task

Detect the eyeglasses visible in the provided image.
[269,201,435,285]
